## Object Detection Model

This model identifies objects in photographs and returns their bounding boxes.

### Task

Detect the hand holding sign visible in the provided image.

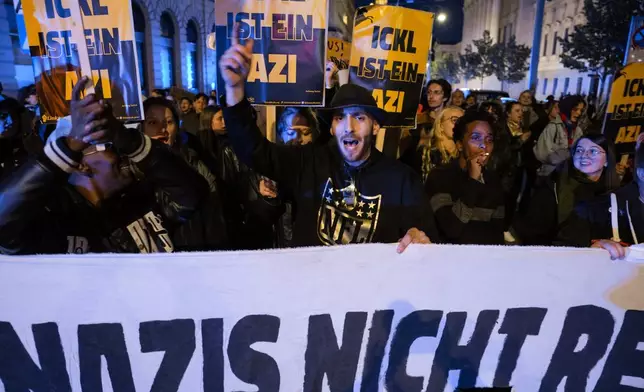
[66,77,109,152]
[397,227,431,253]
[219,23,254,106]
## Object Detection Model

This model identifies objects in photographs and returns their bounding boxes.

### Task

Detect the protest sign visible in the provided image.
[327,37,350,70]
[603,63,644,155]
[22,0,144,123]
[0,244,643,391]
[214,0,328,106]
[349,5,433,128]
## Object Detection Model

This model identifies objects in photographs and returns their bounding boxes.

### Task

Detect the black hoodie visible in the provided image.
[223,99,439,246]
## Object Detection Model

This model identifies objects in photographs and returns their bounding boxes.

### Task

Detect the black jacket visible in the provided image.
[0,134,208,255]
[425,160,505,245]
[180,111,200,135]
[558,182,644,247]
[223,99,439,246]
[171,143,228,251]
[198,129,280,249]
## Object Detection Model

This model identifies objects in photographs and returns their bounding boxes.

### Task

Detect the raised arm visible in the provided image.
[219,23,314,189]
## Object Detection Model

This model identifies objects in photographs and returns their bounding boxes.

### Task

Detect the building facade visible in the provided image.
[0,0,353,98]
[453,0,612,101]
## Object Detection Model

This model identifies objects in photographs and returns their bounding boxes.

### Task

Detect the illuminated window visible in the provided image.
[160,11,176,88]
[186,20,199,91]
[132,2,148,94]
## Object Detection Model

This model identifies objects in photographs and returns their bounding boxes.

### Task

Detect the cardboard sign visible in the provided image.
[0,244,642,390]
[21,0,144,123]
[349,5,433,128]
[214,0,328,106]
[603,63,644,155]
[327,37,350,69]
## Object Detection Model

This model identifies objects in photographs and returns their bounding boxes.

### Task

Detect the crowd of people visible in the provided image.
[0,34,640,260]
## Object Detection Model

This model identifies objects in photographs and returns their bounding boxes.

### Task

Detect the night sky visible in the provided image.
[353,0,464,44]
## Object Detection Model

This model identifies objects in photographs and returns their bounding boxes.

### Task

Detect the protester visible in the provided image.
[270,107,321,247]
[179,97,192,115]
[179,96,200,135]
[194,93,208,115]
[425,111,505,245]
[0,77,208,254]
[465,94,477,110]
[400,106,464,182]
[519,133,619,245]
[0,98,41,180]
[276,107,319,146]
[491,102,532,242]
[418,79,452,129]
[197,105,276,249]
[142,97,227,250]
[556,134,620,224]
[480,101,504,123]
[450,89,466,108]
[534,95,585,178]
[558,143,644,259]
[218,29,437,251]
[519,90,539,129]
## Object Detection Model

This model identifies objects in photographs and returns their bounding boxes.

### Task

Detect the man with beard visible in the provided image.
[0,77,208,255]
[218,28,437,252]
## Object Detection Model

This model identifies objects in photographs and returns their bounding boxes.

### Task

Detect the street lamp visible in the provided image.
[437,13,447,23]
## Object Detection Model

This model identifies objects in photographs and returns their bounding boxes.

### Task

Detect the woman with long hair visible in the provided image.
[516,133,619,245]
[141,98,227,251]
[556,134,620,225]
[400,105,464,182]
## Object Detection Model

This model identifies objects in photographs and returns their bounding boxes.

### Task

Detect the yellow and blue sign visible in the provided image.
[214,0,329,106]
[22,0,144,122]
[603,63,644,155]
[349,5,433,128]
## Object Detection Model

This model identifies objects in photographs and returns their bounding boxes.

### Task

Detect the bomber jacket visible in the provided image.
[0,132,208,255]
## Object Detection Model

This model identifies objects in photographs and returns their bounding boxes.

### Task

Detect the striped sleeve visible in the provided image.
[126,134,152,163]
[43,137,82,173]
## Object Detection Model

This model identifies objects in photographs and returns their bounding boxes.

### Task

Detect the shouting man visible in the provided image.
[218,27,438,252]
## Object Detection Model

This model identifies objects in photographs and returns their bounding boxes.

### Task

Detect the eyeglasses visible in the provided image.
[574,147,605,157]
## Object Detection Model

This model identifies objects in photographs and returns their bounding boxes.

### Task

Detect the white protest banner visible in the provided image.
[0,244,642,391]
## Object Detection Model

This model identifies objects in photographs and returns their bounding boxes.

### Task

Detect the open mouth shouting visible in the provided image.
[342,138,362,156]
[153,135,170,145]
